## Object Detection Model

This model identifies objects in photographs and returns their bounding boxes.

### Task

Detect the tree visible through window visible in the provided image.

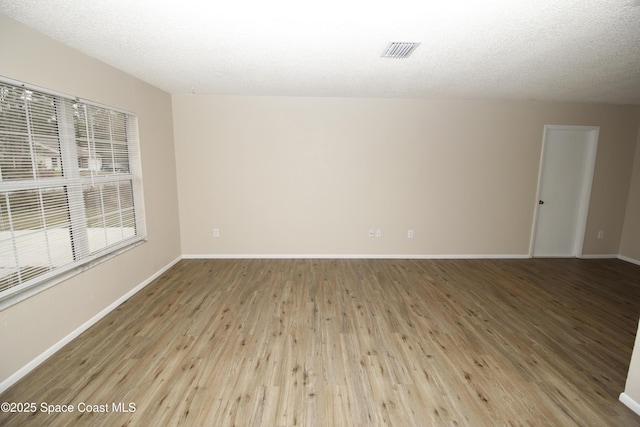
[0,80,146,301]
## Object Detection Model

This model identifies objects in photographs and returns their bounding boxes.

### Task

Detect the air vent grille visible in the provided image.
[382,42,420,59]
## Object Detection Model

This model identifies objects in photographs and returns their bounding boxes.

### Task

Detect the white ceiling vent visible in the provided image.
[382,42,421,59]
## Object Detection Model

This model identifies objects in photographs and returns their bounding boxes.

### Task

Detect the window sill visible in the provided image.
[0,237,147,311]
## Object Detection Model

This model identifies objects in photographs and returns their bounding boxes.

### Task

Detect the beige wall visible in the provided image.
[620,124,640,261]
[173,95,640,256]
[0,15,182,383]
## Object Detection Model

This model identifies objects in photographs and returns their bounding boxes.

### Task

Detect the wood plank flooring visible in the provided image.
[1,258,640,426]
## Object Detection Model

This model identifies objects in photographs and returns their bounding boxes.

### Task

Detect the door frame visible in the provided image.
[529,125,600,258]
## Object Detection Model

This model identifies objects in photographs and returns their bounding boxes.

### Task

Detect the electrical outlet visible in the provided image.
[597,230,604,239]
[408,229,414,238]
[213,228,220,238]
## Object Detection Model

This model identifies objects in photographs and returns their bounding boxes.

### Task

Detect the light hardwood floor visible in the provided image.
[1,258,640,426]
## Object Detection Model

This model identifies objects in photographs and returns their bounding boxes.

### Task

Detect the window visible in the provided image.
[0,79,146,305]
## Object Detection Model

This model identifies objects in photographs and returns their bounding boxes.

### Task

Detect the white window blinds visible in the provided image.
[0,79,146,303]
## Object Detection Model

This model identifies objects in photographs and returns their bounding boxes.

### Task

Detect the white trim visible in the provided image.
[0,255,182,394]
[579,254,619,259]
[574,127,599,256]
[0,238,147,310]
[620,393,640,416]
[577,254,640,265]
[529,125,548,257]
[182,254,531,260]
[619,255,640,266]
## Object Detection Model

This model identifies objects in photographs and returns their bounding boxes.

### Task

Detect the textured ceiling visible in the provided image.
[1,0,640,104]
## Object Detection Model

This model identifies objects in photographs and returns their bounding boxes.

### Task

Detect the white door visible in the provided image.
[531,126,599,257]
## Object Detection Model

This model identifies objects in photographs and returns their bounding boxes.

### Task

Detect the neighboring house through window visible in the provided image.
[0,78,146,307]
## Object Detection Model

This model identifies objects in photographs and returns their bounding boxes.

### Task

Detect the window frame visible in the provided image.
[0,77,147,309]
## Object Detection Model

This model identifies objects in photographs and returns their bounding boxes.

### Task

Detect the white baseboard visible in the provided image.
[580,254,619,259]
[182,254,531,260]
[618,255,640,266]
[576,254,640,267]
[579,254,640,266]
[620,392,640,416]
[0,255,182,394]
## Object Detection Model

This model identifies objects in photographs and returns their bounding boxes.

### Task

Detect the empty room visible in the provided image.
[1,1,640,425]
